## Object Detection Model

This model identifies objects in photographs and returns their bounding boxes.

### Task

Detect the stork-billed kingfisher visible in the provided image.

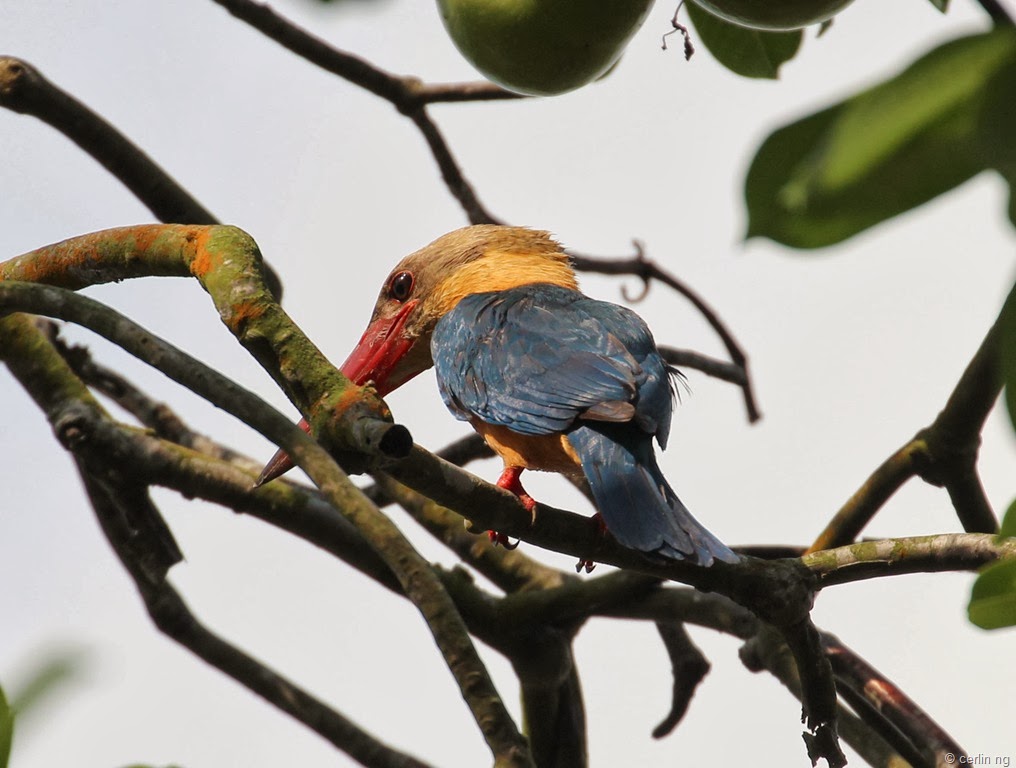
[257,225,737,567]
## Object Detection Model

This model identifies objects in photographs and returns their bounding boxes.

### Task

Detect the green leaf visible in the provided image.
[0,683,13,768]
[999,499,1016,539]
[926,0,949,12]
[686,3,802,80]
[9,651,82,717]
[975,52,1016,229]
[970,558,1016,630]
[969,499,1016,630]
[745,29,1016,248]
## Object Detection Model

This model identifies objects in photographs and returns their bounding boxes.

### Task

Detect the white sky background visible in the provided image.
[2,0,1016,766]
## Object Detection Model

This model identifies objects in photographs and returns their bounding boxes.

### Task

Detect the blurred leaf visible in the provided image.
[746,29,1016,248]
[999,499,1016,539]
[686,3,802,79]
[9,650,83,717]
[970,560,1016,630]
[969,499,1016,630]
[1008,176,1016,228]
[0,684,12,768]
[976,52,1016,228]
[998,282,1016,434]
[926,0,949,11]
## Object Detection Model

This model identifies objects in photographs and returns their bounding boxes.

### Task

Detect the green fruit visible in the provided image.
[436,0,656,96]
[689,0,855,30]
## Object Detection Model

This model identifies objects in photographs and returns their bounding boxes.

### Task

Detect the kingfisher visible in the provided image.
[257,225,737,568]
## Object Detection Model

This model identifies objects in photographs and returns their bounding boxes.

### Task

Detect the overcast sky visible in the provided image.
[3,0,1016,766]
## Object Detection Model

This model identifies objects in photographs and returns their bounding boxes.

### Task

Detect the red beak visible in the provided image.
[337,298,421,397]
[253,299,421,486]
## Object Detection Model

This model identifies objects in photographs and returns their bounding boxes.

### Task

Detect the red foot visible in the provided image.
[488,530,520,550]
[486,466,538,549]
[496,466,538,515]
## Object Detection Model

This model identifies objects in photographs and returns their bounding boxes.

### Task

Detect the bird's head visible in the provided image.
[339,224,578,395]
[255,225,577,486]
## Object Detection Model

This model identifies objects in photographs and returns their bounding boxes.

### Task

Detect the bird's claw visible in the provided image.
[573,514,606,573]
[488,530,520,550]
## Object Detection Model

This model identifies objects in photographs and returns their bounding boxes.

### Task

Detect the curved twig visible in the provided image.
[823,632,965,766]
[79,467,432,768]
[570,244,761,423]
[806,441,926,554]
[976,0,1016,25]
[18,308,977,768]
[804,533,1016,587]
[0,313,427,767]
[0,56,284,299]
[740,627,910,768]
[0,226,834,765]
[807,288,1010,553]
[0,282,534,767]
[652,622,711,738]
[206,0,502,225]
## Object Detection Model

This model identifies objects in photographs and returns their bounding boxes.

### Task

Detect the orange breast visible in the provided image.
[470,419,583,478]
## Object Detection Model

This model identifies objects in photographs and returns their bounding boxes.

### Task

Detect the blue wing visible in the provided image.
[430,283,673,446]
[431,283,736,565]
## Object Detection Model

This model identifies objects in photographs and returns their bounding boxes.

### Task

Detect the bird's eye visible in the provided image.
[389,270,414,301]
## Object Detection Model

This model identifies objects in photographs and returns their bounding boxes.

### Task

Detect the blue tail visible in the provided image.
[567,425,738,566]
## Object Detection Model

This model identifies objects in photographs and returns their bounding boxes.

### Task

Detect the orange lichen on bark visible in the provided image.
[186,228,217,279]
[228,300,266,325]
[0,225,202,289]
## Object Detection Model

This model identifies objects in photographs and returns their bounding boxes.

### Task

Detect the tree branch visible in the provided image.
[651,621,711,738]
[206,0,502,225]
[570,243,761,423]
[975,0,1016,26]
[0,227,840,766]
[0,313,428,767]
[374,474,571,594]
[200,0,757,409]
[823,632,964,767]
[77,465,431,768]
[0,282,533,766]
[804,533,1016,587]
[740,628,912,768]
[0,57,283,299]
[12,307,972,768]
[808,286,1011,552]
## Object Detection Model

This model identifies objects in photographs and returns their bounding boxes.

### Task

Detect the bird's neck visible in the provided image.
[431,250,579,316]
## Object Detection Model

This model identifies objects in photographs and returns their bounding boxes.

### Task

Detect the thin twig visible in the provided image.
[740,628,912,768]
[804,533,1016,587]
[806,441,926,554]
[0,280,534,767]
[652,622,711,738]
[0,56,283,298]
[808,292,1009,552]
[0,313,428,767]
[77,467,431,768]
[823,632,965,767]
[975,0,1016,25]
[781,619,846,768]
[660,345,747,385]
[206,0,501,225]
[10,308,958,768]
[570,243,761,423]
